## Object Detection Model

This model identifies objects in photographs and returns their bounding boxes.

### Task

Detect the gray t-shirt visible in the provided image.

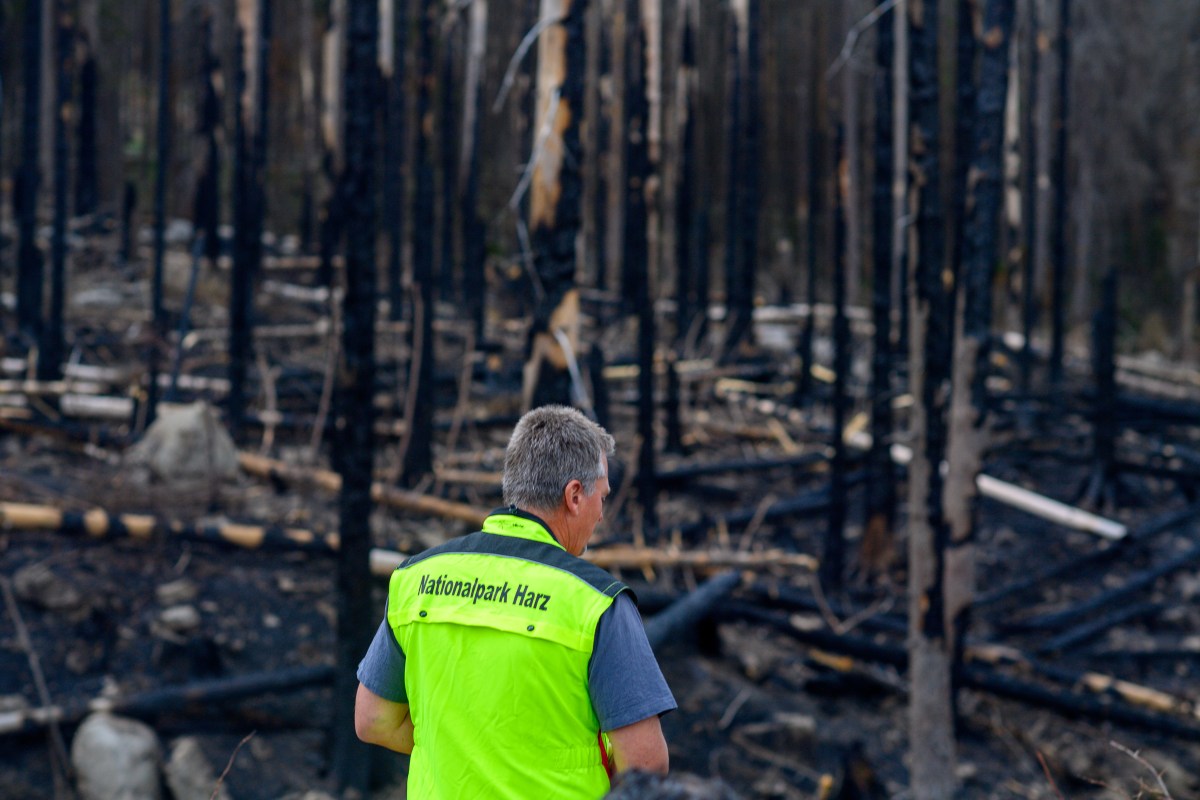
[356,592,676,732]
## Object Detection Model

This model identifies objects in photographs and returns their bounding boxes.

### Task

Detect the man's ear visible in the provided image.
[563,479,584,514]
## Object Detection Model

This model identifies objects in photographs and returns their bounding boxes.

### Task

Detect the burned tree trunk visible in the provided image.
[317,0,345,290]
[460,0,488,339]
[38,0,73,383]
[625,0,656,536]
[400,0,436,484]
[331,0,378,790]
[721,0,758,360]
[74,42,98,218]
[381,0,407,321]
[229,0,270,439]
[16,0,45,347]
[193,8,222,266]
[796,4,825,405]
[825,127,850,593]
[437,12,462,304]
[1081,269,1117,511]
[522,0,588,410]
[1019,0,1039,396]
[942,0,1015,727]
[1048,0,1070,385]
[146,0,172,425]
[948,0,978,291]
[673,0,701,347]
[906,0,957,795]
[864,0,897,580]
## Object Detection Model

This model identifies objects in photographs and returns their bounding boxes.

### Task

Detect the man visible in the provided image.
[355,405,675,798]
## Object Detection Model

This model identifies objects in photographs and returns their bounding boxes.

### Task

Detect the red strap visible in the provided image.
[597,730,615,778]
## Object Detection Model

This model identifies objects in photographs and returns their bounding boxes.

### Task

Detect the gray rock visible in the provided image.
[125,402,239,485]
[71,712,162,800]
[165,737,231,800]
[13,563,89,618]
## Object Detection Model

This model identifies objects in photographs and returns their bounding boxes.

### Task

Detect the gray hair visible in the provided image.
[502,405,616,512]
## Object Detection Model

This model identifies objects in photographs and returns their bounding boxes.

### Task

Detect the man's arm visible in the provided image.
[607,715,668,775]
[354,683,415,754]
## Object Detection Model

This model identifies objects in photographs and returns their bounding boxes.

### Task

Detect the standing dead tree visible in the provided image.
[942,0,1016,733]
[16,0,45,349]
[522,0,588,410]
[39,0,73,384]
[905,0,957,795]
[331,0,378,790]
[146,0,172,425]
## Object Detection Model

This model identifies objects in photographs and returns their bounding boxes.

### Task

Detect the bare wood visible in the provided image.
[237,453,489,526]
[369,544,816,576]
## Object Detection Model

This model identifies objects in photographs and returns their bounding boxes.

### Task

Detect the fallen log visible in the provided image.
[975,500,1200,608]
[1004,539,1200,633]
[725,603,1200,741]
[0,501,342,552]
[1033,601,1163,655]
[368,546,816,578]
[655,451,829,484]
[0,664,335,735]
[236,452,489,527]
[644,571,741,649]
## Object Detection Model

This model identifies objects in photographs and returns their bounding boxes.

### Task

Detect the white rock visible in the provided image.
[125,401,239,484]
[71,712,162,800]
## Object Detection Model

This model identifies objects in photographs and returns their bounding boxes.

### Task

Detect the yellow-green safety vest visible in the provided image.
[387,510,630,799]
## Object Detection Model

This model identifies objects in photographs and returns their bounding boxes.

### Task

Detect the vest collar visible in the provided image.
[481,507,566,551]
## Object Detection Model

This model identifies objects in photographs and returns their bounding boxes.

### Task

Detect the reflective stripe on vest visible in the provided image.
[388,510,629,800]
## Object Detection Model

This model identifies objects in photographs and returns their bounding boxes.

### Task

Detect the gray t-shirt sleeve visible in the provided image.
[356,617,409,703]
[588,592,678,731]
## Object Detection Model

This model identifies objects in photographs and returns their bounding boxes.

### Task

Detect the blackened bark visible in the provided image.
[674,0,698,346]
[332,0,379,788]
[146,0,172,424]
[1019,0,1038,395]
[943,0,1015,731]
[950,0,978,288]
[193,10,222,265]
[525,0,588,410]
[401,0,437,484]
[437,17,461,303]
[39,1,72,383]
[1082,269,1117,510]
[383,0,408,321]
[665,354,684,454]
[75,48,98,217]
[1048,0,1070,385]
[460,0,486,339]
[865,0,897,580]
[721,0,758,359]
[825,125,849,594]
[796,5,823,405]
[587,343,610,430]
[592,0,612,292]
[620,0,647,311]
[229,2,270,440]
[119,181,136,266]
[17,0,44,345]
[907,0,957,794]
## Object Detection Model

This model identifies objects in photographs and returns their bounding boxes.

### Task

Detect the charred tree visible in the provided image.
[38,0,73,383]
[16,0,45,347]
[522,0,588,410]
[437,11,462,304]
[796,4,824,406]
[146,0,173,425]
[119,181,136,267]
[193,9,222,266]
[673,0,701,346]
[381,0,407,321]
[949,0,978,289]
[1081,269,1117,511]
[317,0,346,290]
[942,0,1015,730]
[331,0,379,790]
[625,0,655,536]
[1048,0,1070,385]
[74,41,98,217]
[228,0,271,439]
[825,126,850,594]
[864,0,897,581]
[905,0,958,795]
[460,0,488,339]
[1019,0,1039,396]
[721,0,759,360]
[399,0,437,484]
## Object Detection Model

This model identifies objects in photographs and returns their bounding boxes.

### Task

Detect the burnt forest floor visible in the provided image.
[3,242,1200,799]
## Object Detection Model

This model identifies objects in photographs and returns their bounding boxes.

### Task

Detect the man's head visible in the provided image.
[502,405,616,554]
